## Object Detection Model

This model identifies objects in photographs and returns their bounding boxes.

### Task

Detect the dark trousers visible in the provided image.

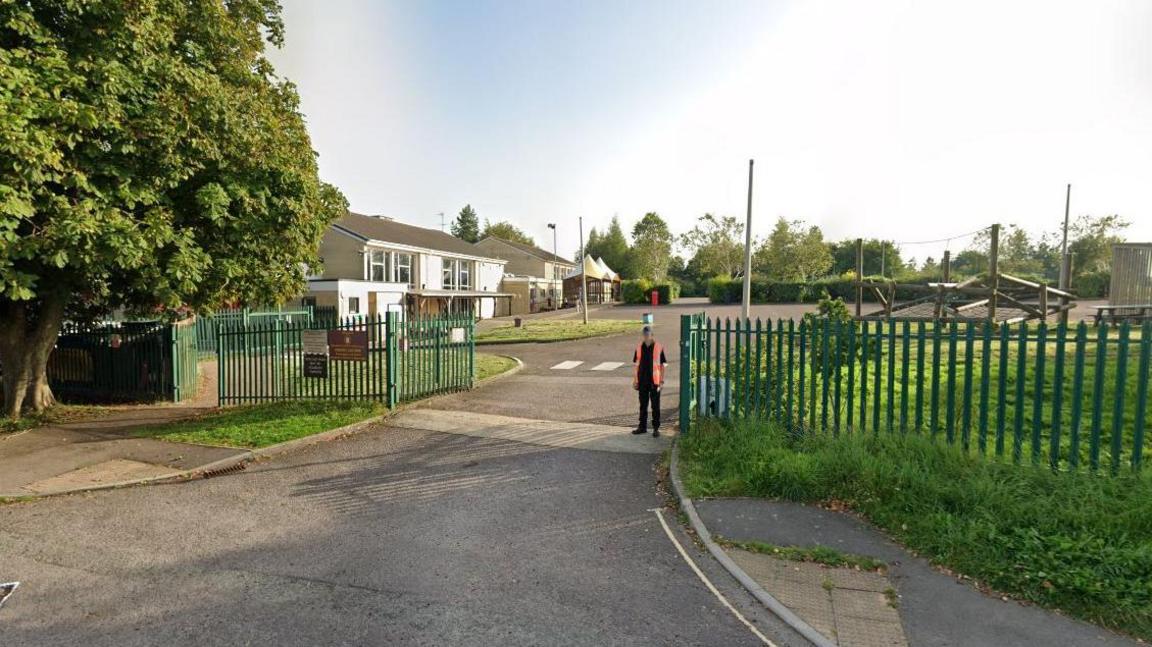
[638,384,661,430]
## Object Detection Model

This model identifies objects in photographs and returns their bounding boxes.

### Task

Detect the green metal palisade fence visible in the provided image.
[194,306,315,357]
[679,313,1152,474]
[217,313,474,406]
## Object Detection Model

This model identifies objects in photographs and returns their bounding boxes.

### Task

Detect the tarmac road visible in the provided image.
[0,303,809,647]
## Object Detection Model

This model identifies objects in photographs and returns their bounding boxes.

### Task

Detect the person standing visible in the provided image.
[632,326,667,437]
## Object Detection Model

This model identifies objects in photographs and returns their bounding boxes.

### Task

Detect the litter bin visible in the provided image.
[514,317,523,327]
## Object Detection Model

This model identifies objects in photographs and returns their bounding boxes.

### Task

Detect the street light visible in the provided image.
[547,223,557,310]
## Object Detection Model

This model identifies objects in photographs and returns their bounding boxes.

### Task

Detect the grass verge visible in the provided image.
[476,353,518,381]
[716,536,886,572]
[133,400,384,448]
[679,418,1152,640]
[476,319,640,344]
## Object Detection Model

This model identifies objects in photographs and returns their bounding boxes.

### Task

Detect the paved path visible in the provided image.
[0,361,242,497]
[696,498,1139,647]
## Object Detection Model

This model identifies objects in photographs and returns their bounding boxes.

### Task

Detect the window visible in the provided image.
[442,258,456,288]
[395,253,412,286]
[459,261,471,289]
[370,250,388,282]
[347,297,360,314]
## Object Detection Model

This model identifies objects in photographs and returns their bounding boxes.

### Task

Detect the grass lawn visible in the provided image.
[476,353,518,381]
[133,400,384,448]
[679,418,1152,640]
[476,319,641,344]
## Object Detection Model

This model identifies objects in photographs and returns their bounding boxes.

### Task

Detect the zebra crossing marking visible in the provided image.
[590,362,625,371]
[550,360,584,370]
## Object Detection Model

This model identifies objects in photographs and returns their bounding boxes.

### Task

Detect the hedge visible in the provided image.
[622,279,680,304]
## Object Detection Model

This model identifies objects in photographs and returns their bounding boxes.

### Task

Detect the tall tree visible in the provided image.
[680,213,745,279]
[452,204,480,243]
[585,215,630,275]
[0,1,346,418]
[828,239,906,278]
[481,220,536,247]
[753,218,833,282]
[629,212,674,280]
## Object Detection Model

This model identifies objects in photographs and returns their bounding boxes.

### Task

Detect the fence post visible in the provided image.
[679,314,692,434]
[386,312,399,407]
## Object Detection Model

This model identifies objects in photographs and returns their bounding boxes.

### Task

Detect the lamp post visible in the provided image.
[547,223,557,310]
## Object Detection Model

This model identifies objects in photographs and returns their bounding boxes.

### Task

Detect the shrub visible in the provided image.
[1072,270,1109,299]
[653,281,680,304]
[707,277,740,304]
[621,278,652,304]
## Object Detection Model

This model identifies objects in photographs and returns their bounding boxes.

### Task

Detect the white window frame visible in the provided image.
[369,250,388,282]
[459,261,472,289]
[348,296,361,314]
[442,258,456,289]
[394,252,412,286]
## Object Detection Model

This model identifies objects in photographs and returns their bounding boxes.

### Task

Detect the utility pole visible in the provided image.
[547,223,557,310]
[741,159,754,320]
[880,241,886,279]
[1058,184,1072,325]
[579,216,588,324]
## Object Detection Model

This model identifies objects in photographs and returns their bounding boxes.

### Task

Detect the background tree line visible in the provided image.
[453,205,1128,300]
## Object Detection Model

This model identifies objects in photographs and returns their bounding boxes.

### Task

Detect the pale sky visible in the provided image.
[271,0,1152,261]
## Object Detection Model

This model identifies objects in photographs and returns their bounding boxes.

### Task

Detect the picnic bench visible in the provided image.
[1091,304,1152,325]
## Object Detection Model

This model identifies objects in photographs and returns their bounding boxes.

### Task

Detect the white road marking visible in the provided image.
[550,361,583,370]
[589,361,624,371]
[650,508,776,646]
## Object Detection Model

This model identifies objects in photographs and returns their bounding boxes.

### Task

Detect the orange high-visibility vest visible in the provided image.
[633,342,664,387]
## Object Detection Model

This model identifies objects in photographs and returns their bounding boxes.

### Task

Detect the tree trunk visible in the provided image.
[0,292,67,419]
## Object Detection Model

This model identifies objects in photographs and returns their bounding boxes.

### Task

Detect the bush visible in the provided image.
[621,278,652,304]
[708,277,741,304]
[1072,270,1109,299]
[679,419,1152,640]
[653,281,680,304]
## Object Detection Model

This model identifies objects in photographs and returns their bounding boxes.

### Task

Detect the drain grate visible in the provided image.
[0,581,19,610]
[201,461,247,479]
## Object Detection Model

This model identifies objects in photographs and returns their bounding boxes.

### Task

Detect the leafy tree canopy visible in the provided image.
[0,0,346,417]
[753,218,833,282]
[680,213,745,279]
[481,220,536,247]
[629,212,673,280]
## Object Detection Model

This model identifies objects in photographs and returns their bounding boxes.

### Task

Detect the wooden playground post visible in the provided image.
[988,224,1000,322]
[855,238,864,318]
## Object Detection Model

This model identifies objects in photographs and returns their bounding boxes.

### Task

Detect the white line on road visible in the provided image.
[550,361,584,370]
[589,362,624,371]
[650,508,776,647]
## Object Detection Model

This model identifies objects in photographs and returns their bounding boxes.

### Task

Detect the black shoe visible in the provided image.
[631,427,646,435]
[652,429,661,438]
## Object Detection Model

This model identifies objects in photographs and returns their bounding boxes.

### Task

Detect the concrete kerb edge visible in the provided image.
[475,355,524,385]
[0,413,394,502]
[668,440,837,647]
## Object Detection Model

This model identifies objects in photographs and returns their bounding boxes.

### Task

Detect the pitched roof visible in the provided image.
[478,235,574,266]
[335,212,503,261]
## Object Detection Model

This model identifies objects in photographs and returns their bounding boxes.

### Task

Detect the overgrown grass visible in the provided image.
[133,400,384,448]
[679,418,1152,640]
[476,353,518,381]
[716,536,886,572]
[476,319,640,344]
